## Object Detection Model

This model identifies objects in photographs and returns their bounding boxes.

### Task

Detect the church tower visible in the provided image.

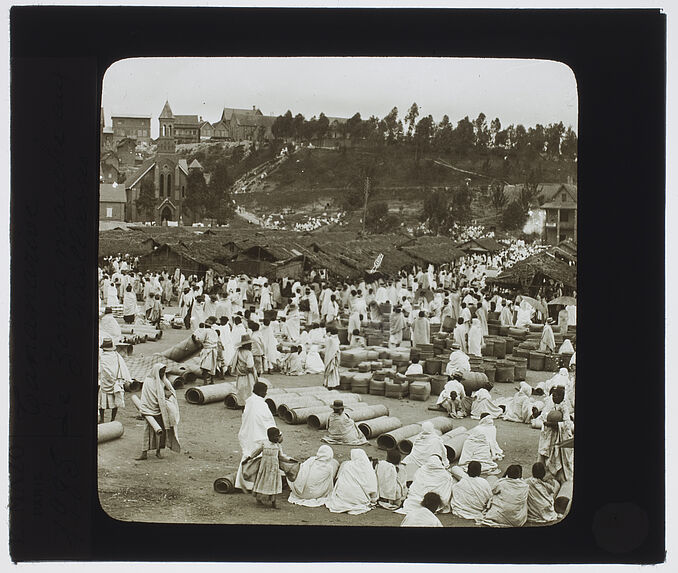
[154,100,180,223]
[158,100,176,153]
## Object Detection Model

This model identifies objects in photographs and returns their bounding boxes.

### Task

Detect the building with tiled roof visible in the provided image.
[539,183,577,245]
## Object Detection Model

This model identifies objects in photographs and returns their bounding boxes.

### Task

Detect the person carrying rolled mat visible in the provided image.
[451,460,493,521]
[135,363,181,461]
[400,492,443,527]
[230,333,259,404]
[374,449,408,510]
[98,337,130,424]
[288,445,340,508]
[235,381,276,493]
[322,400,368,446]
[396,454,454,516]
[245,427,294,509]
[477,464,529,528]
[400,421,449,484]
[526,462,560,525]
[325,448,378,515]
[458,414,504,475]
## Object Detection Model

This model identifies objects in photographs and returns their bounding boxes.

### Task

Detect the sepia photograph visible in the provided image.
[96,57,578,528]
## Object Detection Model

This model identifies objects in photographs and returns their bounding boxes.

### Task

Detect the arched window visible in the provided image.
[182,185,185,198]
[159,173,165,197]
[162,124,166,137]
[167,173,172,197]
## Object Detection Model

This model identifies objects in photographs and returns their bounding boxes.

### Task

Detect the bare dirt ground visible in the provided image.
[98,315,555,527]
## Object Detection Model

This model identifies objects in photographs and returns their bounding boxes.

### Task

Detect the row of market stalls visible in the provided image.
[98,226,512,281]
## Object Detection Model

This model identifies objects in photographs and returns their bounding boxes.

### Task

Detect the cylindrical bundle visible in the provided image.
[358,416,402,439]
[264,392,299,414]
[441,427,469,462]
[97,421,124,444]
[285,386,330,395]
[481,341,495,356]
[315,392,363,406]
[167,373,185,389]
[123,380,142,392]
[265,387,288,395]
[160,334,201,362]
[483,365,496,384]
[397,417,455,454]
[461,371,491,394]
[543,353,560,372]
[429,375,447,396]
[369,379,386,396]
[185,382,237,405]
[554,480,573,514]
[495,361,515,383]
[213,473,237,494]
[504,337,515,354]
[131,395,162,435]
[224,393,244,409]
[408,381,431,401]
[507,357,528,381]
[276,395,324,416]
[178,356,204,379]
[492,338,507,359]
[282,405,333,425]
[377,423,422,451]
[529,351,546,371]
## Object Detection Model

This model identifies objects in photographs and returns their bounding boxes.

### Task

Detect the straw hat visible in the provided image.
[331,399,344,411]
[100,337,114,349]
[235,334,253,348]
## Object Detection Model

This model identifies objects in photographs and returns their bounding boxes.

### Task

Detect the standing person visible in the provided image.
[453,317,468,353]
[323,327,341,389]
[260,318,281,374]
[500,301,514,327]
[467,317,483,357]
[539,318,556,353]
[179,287,194,330]
[148,294,162,329]
[245,427,294,509]
[97,337,130,423]
[411,311,430,348]
[259,282,272,314]
[235,382,276,492]
[478,465,530,528]
[475,302,489,337]
[324,294,340,327]
[400,492,443,527]
[250,322,265,376]
[557,306,569,335]
[389,306,406,347]
[135,363,181,460]
[537,387,574,483]
[193,317,219,385]
[230,334,258,405]
[122,285,137,324]
[162,276,174,305]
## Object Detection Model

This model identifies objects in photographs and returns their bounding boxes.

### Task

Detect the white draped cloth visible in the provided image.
[400,506,443,527]
[470,388,504,420]
[99,314,122,342]
[502,382,534,423]
[445,350,471,377]
[235,393,276,491]
[458,417,504,474]
[478,477,530,528]
[325,449,378,515]
[397,455,454,515]
[451,474,493,521]
[401,422,449,483]
[467,318,483,356]
[436,379,467,406]
[288,445,340,507]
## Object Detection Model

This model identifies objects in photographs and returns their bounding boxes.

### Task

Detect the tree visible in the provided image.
[316,113,330,144]
[405,103,419,139]
[452,116,475,155]
[135,176,156,220]
[383,106,400,144]
[346,113,363,139]
[434,115,453,152]
[514,124,527,152]
[450,185,472,223]
[184,169,209,219]
[561,126,578,161]
[421,189,449,235]
[292,113,306,140]
[527,124,546,155]
[489,118,502,147]
[366,201,399,234]
[491,183,507,214]
[413,114,434,162]
[502,200,528,231]
[473,113,490,150]
[545,121,565,157]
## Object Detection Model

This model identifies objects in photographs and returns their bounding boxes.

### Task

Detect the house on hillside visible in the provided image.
[539,183,577,245]
[174,114,201,144]
[100,152,120,184]
[111,115,152,145]
[99,183,127,221]
[212,107,267,141]
[487,250,576,295]
[457,237,505,255]
[199,119,213,140]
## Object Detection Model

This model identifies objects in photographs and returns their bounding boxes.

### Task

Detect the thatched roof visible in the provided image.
[489,250,576,289]
[400,236,466,265]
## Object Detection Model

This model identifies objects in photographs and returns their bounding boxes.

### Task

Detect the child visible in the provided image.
[349,329,366,348]
[375,449,408,510]
[250,322,265,376]
[246,427,293,509]
[404,358,423,376]
[148,294,163,329]
[400,492,443,527]
[441,390,464,419]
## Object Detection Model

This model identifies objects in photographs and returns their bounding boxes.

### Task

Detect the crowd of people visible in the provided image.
[98,248,575,527]
[259,211,348,232]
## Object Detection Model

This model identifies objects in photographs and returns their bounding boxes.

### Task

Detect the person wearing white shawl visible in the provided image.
[375,450,408,510]
[436,376,468,417]
[259,283,272,313]
[259,318,281,373]
[467,317,483,357]
[515,302,532,328]
[502,382,535,423]
[400,421,449,483]
[99,307,122,343]
[375,283,388,304]
[458,415,504,475]
[539,318,556,353]
[445,349,471,377]
[470,388,504,420]
[122,285,138,324]
[411,311,431,347]
[386,282,398,306]
[544,368,570,396]
[536,387,574,482]
[304,343,325,375]
[526,462,560,524]
[566,303,577,326]
[288,445,340,507]
[98,338,130,423]
[478,464,529,527]
[283,305,301,342]
[215,319,235,372]
[400,492,443,527]
[322,329,341,388]
[396,454,454,515]
[106,281,119,306]
[452,318,468,353]
[135,363,181,460]
[475,303,489,337]
[451,460,493,521]
[325,449,378,515]
[235,382,276,492]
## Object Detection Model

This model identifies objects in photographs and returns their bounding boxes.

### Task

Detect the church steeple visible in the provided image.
[158,100,175,154]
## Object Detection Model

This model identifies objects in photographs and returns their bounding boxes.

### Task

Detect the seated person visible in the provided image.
[478,464,530,528]
[503,382,536,424]
[374,449,408,510]
[325,449,378,515]
[288,445,340,507]
[281,346,304,376]
[322,400,368,446]
[400,492,443,527]
[450,460,493,521]
[400,421,449,484]
[470,388,504,420]
[458,414,504,475]
[525,462,560,525]
[396,454,454,515]
[349,329,367,348]
[404,358,424,376]
[436,373,469,416]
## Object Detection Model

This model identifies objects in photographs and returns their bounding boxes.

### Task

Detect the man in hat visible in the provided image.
[193,316,220,385]
[322,400,368,446]
[230,333,258,404]
[98,337,131,423]
[538,318,556,353]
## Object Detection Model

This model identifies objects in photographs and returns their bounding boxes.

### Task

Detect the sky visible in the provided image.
[103,57,577,139]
